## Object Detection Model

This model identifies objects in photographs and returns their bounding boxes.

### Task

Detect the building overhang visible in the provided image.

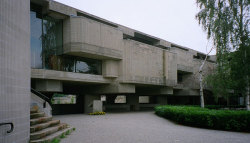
[177,64,193,73]
[63,42,122,60]
[31,69,111,84]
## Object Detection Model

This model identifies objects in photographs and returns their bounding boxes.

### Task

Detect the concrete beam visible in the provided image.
[174,89,199,96]
[91,83,135,94]
[35,79,63,92]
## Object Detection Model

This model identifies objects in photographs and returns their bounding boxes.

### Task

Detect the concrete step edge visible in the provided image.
[30,123,67,140]
[30,116,52,126]
[30,120,60,133]
[30,109,38,114]
[30,127,74,143]
[30,112,45,119]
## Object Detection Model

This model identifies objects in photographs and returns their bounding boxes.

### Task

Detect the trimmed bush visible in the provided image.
[205,105,245,110]
[155,105,250,132]
[88,112,106,115]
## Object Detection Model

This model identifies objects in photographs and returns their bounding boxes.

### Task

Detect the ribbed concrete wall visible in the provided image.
[0,0,30,143]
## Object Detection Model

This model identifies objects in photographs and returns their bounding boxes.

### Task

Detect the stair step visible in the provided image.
[30,126,74,143]
[30,108,38,114]
[30,116,52,126]
[30,112,45,119]
[30,123,68,140]
[30,105,39,114]
[30,120,60,133]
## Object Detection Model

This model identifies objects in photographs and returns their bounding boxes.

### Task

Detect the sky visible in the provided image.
[55,0,216,55]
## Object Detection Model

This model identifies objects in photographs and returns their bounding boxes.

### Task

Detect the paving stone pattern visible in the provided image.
[55,112,250,143]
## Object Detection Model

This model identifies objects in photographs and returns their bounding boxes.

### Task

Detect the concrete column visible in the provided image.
[127,95,139,111]
[0,0,30,143]
[84,95,100,113]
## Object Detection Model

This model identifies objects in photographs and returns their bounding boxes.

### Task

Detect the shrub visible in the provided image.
[205,105,245,110]
[155,105,250,132]
[65,130,71,135]
[60,133,66,138]
[51,138,60,143]
[88,112,106,115]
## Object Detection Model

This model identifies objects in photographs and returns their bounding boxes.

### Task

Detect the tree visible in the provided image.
[196,0,250,110]
[199,46,214,108]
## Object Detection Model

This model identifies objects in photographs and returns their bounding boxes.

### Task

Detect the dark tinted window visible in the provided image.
[75,57,102,75]
[30,11,43,68]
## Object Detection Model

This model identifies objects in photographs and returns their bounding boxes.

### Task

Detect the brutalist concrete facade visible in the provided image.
[0,0,30,143]
[30,0,216,114]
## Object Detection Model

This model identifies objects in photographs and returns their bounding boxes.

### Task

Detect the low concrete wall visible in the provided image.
[31,93,52,117]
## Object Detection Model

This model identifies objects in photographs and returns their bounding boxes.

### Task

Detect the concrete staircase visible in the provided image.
[30,108,73,143]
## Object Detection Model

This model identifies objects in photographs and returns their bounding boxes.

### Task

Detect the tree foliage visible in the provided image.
[196,0,250,105]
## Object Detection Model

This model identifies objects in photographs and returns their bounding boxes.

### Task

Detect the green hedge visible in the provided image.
[205,105,245,110]
[155,105,250,132]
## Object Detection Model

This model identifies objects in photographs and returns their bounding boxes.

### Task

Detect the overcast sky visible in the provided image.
[55,0,216,55]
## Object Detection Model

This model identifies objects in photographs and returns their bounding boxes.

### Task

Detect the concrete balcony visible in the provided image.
[63,42,122,60]
[31,69,110,84]
[177,64,193,73]
[63,16,123,60]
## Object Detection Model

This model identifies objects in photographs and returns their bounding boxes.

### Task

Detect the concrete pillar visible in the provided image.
[127,95,139,111]
[93,100,103,112]
[0,0,30,143]
[84,95,100,113]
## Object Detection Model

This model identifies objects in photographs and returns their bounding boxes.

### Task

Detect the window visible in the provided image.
[30,10,43,68]
[59,55,102,75]
[139,96,149,103]
[114,95,126,103]
[177,72,183,84]
[43,16,63,70]
[75,57,102,75]
[30,6,63,70]
[61,56,75,72]
[30,6,102,75]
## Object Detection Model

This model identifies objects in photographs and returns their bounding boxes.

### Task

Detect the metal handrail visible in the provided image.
[0,122,14,133]
[31,88,51,107]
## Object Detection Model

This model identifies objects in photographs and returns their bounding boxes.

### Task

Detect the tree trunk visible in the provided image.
[200,73,205,108]
[199,47,214,108]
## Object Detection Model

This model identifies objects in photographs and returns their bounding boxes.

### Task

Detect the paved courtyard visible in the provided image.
[55,112,250,143]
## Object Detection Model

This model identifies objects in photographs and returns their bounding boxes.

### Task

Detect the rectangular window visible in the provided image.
[139,96,149,103]
[30,10,43,68]
[114,95,126,103]
[43,16,63,70]
[30,6,63,70]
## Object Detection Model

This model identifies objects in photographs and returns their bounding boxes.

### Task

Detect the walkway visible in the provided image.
[55,112,250,143]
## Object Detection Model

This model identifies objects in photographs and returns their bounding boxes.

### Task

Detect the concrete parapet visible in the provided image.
[31,69,110,84]
[35,80,63,92]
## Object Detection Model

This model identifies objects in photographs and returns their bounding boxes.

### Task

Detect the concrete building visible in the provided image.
[1,0,217,141]
[1,0,218,132]
[28,0,217,114]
